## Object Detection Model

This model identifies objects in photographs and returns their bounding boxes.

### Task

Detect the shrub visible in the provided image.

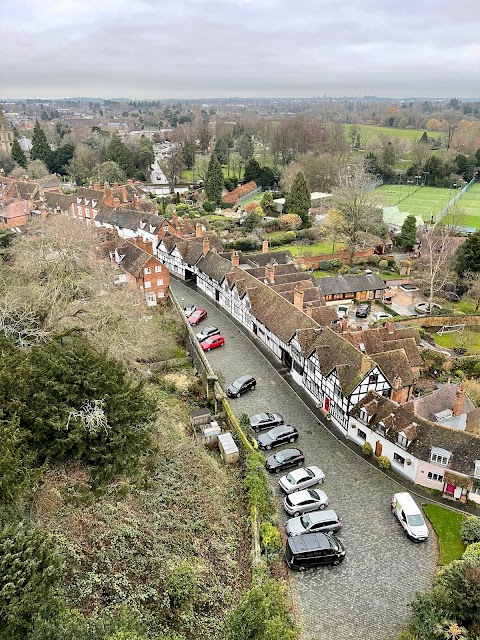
[224,179,235,192]
[277,213,302,231]
[166,560,199,610]
[330,258,343,268]
[244,451,273,521]
[319,260,331,271]
[370,254,381,265]
[338,265,351,274]
[463,542,480,561]
[461,516,480,544]
[176,203,188,212]
[474,362,480,375]
[387,259,397,268]
[378,455,391,469]
[218,201,232,209]
[245,202,260,214]
[229,237,261,252]
[260,522,282,555]
[379,259,389,270]
[361,442,373,456]
[203,201,215,213]
[268,231,296,247]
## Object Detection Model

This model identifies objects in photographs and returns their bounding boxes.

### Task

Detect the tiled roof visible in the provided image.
[196,251,232,283]
[316,273,386,296]
[309,306,338,326]
[344,325,422,370]
[413,385,475,422]
[222,181,257,204]
[114,243,151,277]
[373,349,415,386]
[272,272,313,285]
[33,177,61,189]
[40,191,75,211]
[313,329,365,395]
[219,249,294,267]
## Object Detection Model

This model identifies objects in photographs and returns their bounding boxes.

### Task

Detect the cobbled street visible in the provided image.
[172,280,435,640]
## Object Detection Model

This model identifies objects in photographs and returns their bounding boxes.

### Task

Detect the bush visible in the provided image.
[330,258,343,268]
[268,231,296,247]
[229,237,261,252]
[277,213,302,231]
[245,202,260,214]
[387,259,397,268]
[166,560,199,610]
[203,201,215,213]
[463,542,480,561]
[338,265,351,274]
[224,179,235,192]
[176,203,188,212]
[319,260,331,271]
[244,451,273,521]
[361,442,373,456]
[379,259,389,270]
[218,201,232,209]
[378,455,391,469]
[260,522,282,556]
[461,516,480,544]
[370,254,381,265]
[474,362,480,375]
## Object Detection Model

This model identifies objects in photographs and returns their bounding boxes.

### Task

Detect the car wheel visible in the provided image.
[299,460,305,467]
[293,511,301,517]
[274,468,280,474]
[252,385,256,390]
[236,392,240,398]
[320,504,326,510]
[298,565,307,572]
[332,559,340,566]
[207,347,210,352]
[289,437,295,443]
[266,444,272,450]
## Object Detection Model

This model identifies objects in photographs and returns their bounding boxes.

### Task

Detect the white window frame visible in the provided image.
[156,278,164,286]
[163,225,169,231]
[144,267,151,275]
[431,452,449,466]
[144,281,151,289]
[393,452,405,466]
[474,460,480,479]
[155,265,162,273]
[396,433,408,449]
[357,429,367,441]
[158,291,165,298]
[427,472,444,483]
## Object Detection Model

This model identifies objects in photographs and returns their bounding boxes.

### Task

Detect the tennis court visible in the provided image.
[376,184,453,220]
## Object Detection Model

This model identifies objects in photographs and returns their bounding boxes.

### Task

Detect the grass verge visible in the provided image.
[423,503,466,565]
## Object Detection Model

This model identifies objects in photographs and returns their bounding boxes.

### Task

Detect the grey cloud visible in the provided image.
[1,0,479,98]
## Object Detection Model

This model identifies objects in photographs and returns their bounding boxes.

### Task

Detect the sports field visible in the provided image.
[377,182,480,228]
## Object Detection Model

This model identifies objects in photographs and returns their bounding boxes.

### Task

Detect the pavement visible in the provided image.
[172,280,435,640]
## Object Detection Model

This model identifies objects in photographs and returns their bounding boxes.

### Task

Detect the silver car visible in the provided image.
[283,488,329,516]
[286,509,342,537]
[278,466,325,494]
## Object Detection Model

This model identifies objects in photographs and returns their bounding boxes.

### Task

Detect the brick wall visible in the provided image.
[294,248,375,270]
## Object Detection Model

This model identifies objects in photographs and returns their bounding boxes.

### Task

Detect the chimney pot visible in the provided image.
[231,251,240,268]
[265,263,275,283]
[341,315,348,332]
[93,181,100,191]
[386,319,395,335]
[113,182,119,189]
[305,303,314,318]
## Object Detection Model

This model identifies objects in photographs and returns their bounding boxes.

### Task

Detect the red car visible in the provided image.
[188,308,207,325]
[200,334,225,351]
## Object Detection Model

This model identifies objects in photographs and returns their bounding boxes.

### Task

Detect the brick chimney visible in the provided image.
[386,320,395,335]
[40,205,47,221]
[293,284,304,310]
[262,239,269,254]
[195,223,203,238]
[113,182,119,189]
[361,356,374,376]
[103,182,113,206]
[113,197,121,207]
[172,211,178,228]
[265,263,275,284]
[341,315,348,332]
[305,303,314,318]
[231,250,240,267]
[121,185,128,202]
[93,181,100,191]
[203,237,210,255]
[453,383,466,417]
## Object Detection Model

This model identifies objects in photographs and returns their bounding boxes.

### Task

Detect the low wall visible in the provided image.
[398,315,480,328]
[294,248,375,270]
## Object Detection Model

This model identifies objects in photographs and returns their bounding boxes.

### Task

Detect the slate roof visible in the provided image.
[196,251,232,283]
[115,244,151,277]
[33,177,61,189]
[344,325,422,370]
[219,249,293,267]
[316,273,386,296]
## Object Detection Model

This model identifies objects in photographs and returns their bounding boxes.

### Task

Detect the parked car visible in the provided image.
[188,308,208,325]
[355,302,371,318]
[283,488,329,516]
[199,334,225,351]
[391,492,428,542]
[337,304,349,318]
[372,311,393,321]
[285,532,345,570]
[183,305,196,318]
[226,375,256,398]
[196,326,220,341]
[265,448,305,473]
[286,509,342,537]
[257,425,299,450]
[278,466,325,494]
[249,412,284,432]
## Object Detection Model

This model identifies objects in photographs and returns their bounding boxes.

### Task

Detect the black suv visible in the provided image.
[285,532,346,571]
[257,425,299,450]
[226,375,256,398]
[355,302,371,318]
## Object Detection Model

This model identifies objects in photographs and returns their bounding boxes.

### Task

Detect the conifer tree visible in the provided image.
[399,214,417,249]
[285,171,310,225]
[10,138,27,168]
[106,132,133,177]
[30,120,51,166]
[205,153,224,204]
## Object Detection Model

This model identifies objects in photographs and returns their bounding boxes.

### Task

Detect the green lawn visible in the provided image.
[313,269,339,278]
[182,165,244,182]
[423,503,466,565]
[345,124,445,144]
[432,329,480,355]
[241,192,265,205]
[272,240,345,256]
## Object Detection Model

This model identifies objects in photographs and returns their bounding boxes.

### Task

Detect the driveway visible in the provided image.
[172,281,435,640]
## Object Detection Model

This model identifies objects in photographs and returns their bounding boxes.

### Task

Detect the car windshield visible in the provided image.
[232,380,243,389]
[268,427,283,438]
[285,473,296,484]
[275,451,290,462]
[308,489,319,500]
[407,513,425,527]
[300,514,312,528]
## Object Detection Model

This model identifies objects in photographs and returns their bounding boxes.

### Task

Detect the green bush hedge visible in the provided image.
[267,231,296,247]
[378,455,391,469]
[361,442,373,456]
[461,516,480,544]
[244,451,274,521]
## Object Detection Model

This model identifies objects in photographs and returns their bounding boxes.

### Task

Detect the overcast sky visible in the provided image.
[2,0,479,99]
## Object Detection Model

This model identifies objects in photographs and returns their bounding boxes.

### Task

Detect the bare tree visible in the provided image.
[464,271,480,311]
[159,145,185,192]
[327,164,384,264]
[415,224,456,311]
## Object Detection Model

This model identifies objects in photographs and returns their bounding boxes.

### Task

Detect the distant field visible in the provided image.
[345,124,444,144]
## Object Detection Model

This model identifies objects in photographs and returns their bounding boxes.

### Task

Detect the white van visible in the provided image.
[391,492,428,542]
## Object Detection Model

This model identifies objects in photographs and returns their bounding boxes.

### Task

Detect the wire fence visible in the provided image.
[436,177,477,223]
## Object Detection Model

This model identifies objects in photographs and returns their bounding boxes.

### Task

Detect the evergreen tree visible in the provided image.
[244,159,262,184]
[382,142,396,167]
[237,134,254,162]
[285,171,310,226]
[213,137,229,165]
[261,191,275,216]
[31,120,52,166]
[10,138,27,168]
[48,143,75,175]
[420,131,429,144]
[455,230,480,276]
[106,133,133,177]
[399,214,417,249]
[181,139,195,170]
[204,153,224,204]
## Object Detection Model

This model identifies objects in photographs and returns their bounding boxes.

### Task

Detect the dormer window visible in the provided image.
[430,447,451,467]
[140,221,146,229]
[396,432,408,448]
[358,408,369,424]
[474,460,480,479]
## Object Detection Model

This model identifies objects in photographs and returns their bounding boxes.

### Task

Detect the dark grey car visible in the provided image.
[257,425,299,450]
[226,375,256,398]
[249,412,284,432]
[286,509,342,537]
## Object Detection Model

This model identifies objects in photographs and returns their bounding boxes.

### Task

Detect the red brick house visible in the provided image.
[110,241,170,306]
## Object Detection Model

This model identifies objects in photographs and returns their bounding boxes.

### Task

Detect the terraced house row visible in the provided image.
[154,227,480,506]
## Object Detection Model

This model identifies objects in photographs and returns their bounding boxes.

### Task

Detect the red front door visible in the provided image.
[324,397,330,412]
[445,483,455,495]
